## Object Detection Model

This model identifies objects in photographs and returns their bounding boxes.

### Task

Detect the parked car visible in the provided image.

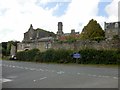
[9,55,17,60]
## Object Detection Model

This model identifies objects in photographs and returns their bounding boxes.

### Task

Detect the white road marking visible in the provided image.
[0,78,12,83]
[3,64,46,72]
[92,75,97,77]
[12,66,15,68]
[39,77,47,80]
[19,67,24,69]
[39,69,44,71]
[7,76,17,79]
[88,74,94,77]
[77,73,116,80]
[35,69,44,71]
[33,77,47,82]
[24,67,29,70]
[101,76,110,78]
[98,75,103,77]
[5,64,117,80]
[57,71,65,74]
[30,68,35,71]
[9,65,12,67]
[113,77,118,79]
[33,80,36,82]
[77,73,80,75]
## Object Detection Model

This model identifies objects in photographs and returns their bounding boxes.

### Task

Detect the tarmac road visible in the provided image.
[1,60,118,88]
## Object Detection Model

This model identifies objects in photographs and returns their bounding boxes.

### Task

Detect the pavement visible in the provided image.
[1,60,118,88]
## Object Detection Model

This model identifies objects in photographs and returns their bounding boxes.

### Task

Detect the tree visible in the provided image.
[1,42,8,56]
[1,40,20,56]
[80,19,105,40]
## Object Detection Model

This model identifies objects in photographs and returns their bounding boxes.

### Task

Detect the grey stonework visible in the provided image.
[104,22,120,40]
[18,37,54,52]
[57,22,64,36]
[17,21,120,52]
[10,44,17,56]
[52,40,120,51]
[23,24,55,43]
[17,41,52,52]
[17,39,120,52]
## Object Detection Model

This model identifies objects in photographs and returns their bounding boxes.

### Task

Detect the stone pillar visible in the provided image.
[71,29,75,34]
[10,44,17,56]
[57,22,64,36]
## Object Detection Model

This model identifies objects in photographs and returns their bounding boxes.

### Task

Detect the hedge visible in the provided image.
[16,48,119,64]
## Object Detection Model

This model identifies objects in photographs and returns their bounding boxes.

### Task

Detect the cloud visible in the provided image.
[0,0,59,42]
[105,0,119,22]
[59,0,101,32]
[0,0,118,42]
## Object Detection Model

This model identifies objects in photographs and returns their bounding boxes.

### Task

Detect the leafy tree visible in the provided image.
[80,19,105,40]
[1,42,7,56]
[1,40,19,56]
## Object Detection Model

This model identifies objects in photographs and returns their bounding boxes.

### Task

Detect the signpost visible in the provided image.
[73,53,81,63]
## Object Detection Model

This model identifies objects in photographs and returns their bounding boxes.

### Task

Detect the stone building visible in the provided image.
[17,24,55,52]
[56,22,79,41]
[57,22,64,36]
[10,44,17,56]
[23,24,55,42]
[17,21,120,52]
[104,21,120,40]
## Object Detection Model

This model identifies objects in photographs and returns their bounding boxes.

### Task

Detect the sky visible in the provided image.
[0,0,119,42]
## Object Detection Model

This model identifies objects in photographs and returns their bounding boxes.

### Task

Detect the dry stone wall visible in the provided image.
[17,39,120,52]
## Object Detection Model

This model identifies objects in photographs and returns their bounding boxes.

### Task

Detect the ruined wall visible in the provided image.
[17,41,52,52]
[52,40,120,51]
[10,45,17,56]
[17,39,120,52]
[105,22,120,39]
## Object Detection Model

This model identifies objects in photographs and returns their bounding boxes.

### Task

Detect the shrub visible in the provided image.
[16,49,39,61]
[16,48,119,65]
[79,49,119,64]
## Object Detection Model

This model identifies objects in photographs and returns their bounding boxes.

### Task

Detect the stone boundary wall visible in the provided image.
[52,40,120,50]
[17,39,120,52]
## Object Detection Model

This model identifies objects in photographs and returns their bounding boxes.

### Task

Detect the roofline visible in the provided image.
[104,21,120,23]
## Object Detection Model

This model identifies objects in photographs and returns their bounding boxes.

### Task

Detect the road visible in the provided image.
[1,60,118,88]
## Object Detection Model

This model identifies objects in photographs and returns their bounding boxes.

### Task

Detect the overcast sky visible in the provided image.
[0,0,119,42]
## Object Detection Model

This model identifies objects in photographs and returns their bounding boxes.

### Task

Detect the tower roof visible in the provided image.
[30,24,33,28]
[58,22,63,26]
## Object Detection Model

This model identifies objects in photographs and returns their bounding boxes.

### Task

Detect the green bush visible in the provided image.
[16,49,39,61]
[79,49,119,64]
[16,48,119,65]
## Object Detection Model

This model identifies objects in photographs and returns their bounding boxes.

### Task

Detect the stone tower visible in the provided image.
[29,24,34,40]
[104,22,120,39]
[57,22,64,36]
[71,29,75,34]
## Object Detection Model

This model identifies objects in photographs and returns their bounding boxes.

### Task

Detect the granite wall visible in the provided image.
[17,39,120,52]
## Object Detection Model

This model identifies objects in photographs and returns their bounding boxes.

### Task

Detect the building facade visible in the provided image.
[57,22,64,36]
[104,21,120,40]
[17,21,120,52]
[17,24,55,52]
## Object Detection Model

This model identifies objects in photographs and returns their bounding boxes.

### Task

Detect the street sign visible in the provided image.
[73,53,81,59]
